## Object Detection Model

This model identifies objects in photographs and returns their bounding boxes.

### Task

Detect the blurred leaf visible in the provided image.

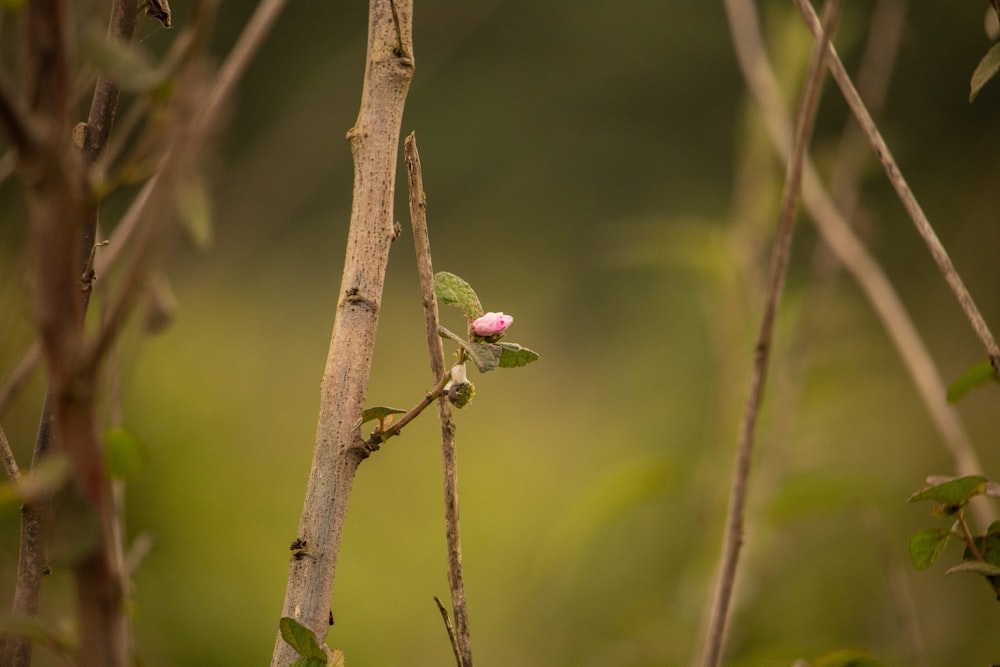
[279,617,326,659]
[178,176,214,250]
[143,272,179,335]
[908,475,989,506]
[105,426,148,481]
[329,648,346,666]
[353,406,406,430]
[970,42,1000,102]
[946,358,997,402]
[813,648,887,667]
[0,0,25,11]
[922,475,1000,497]
[0,614,75,657]
[290,658,327,667]
[909,528,951,570]
[8,454,70,503]
[81,27,164,92]
[438,326,501,372]
[434,272,484,320]
[497,342,540,368]
[946,560,1000,577]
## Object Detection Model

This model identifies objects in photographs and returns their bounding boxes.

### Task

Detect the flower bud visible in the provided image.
[448,381,475,408]
[471,312,513,337]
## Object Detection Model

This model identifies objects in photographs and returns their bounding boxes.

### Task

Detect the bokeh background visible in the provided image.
[3,1,1000,665]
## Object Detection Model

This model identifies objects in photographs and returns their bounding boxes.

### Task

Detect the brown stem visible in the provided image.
[793,0,1000,372]
[271,2,414,664]
[701,3,840,666]
[405,133,474,667]
[367,370,451,448]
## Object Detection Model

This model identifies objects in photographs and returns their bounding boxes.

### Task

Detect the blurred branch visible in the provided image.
[405,132,474,667]
[793,0,1000,372]
[0,423,19,481]
[723,0,991,524]
[701,4,840,666]
[271,1,415,664]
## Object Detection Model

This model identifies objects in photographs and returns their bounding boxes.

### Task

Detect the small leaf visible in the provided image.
[945,560,1000,577]
[11,455,71,503]
[970,42,1000,102]
[438,326,501,372]
[946,358,998,402]
[105,426,148,481]
[352,406,407,431]
[497,342,540,368]
[290,658,327,667]
[81,27,164,92]
[908,475,989,506]
[813,648,888,667]
[279,617,327,659]
[329,648,346,666]
[909,528,951,570]
[434,272,484,320]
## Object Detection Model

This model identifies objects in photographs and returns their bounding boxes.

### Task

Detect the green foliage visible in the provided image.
[908,527,950,570]
[970,42,1000,102]
[80,27,166,93]
[497,342,540,368]
[353,406,407,431]
[946,358,998,402]
[105,425,148,481]
[909,476,1000,597]
[434,272,484,320]
[907,475,989,508]
[279,617,327,665]
[438,326,502,372]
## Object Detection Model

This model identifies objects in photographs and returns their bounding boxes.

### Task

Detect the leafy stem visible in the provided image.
[364,357,464,448]
[955,510,985,562]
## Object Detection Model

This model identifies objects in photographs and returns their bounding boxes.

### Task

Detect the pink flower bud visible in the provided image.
[471,312,513,336]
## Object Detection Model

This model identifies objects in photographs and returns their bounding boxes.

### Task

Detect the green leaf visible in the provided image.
[279,618,327,659]
[290,658,327,667]
[497,342,540,368]
[813,648,887,667]
[105,426,147,481]
[434,272,484,320]
[946,358,997,402]
[909,528,951,570]
[946,560,1000,577]
[81,27,164,92]
[970,42,1000,102]
[438,326,501,372]
[352,406,407,430]
[908,475,989,506]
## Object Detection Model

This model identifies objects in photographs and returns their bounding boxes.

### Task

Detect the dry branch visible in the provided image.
[271,1,414,664]
[405,133,474,667]
[701,3,840,666]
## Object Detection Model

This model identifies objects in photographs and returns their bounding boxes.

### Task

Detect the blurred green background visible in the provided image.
[3,1,1000,665]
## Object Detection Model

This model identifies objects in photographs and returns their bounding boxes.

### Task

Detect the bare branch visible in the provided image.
[405,133,474,667]
[271,1,415,663]
[723,0,991,526]
[0,422,19,481]
[793,0,1000,371]
[702,3,840,666]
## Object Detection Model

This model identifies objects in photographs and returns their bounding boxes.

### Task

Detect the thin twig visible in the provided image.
[365,370,451,448]
[406,132,474,667]
[0,422,20,481]
[724,0,992,525]
[433,596,464,667]
[793,0,1000,372]
[702,3,840,666]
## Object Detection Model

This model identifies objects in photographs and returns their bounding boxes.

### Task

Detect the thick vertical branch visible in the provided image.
[3,1,139,664]
[271,1,414,664]
[405,133,474,667]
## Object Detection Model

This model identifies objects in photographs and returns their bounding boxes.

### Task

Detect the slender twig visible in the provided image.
[702,4,840,666]
[434,596,464,667]
[0,422,20,481]
[724,0,992,525]
[793,0,1000,372]
[406,133,474,667]
[365,370,451,448]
